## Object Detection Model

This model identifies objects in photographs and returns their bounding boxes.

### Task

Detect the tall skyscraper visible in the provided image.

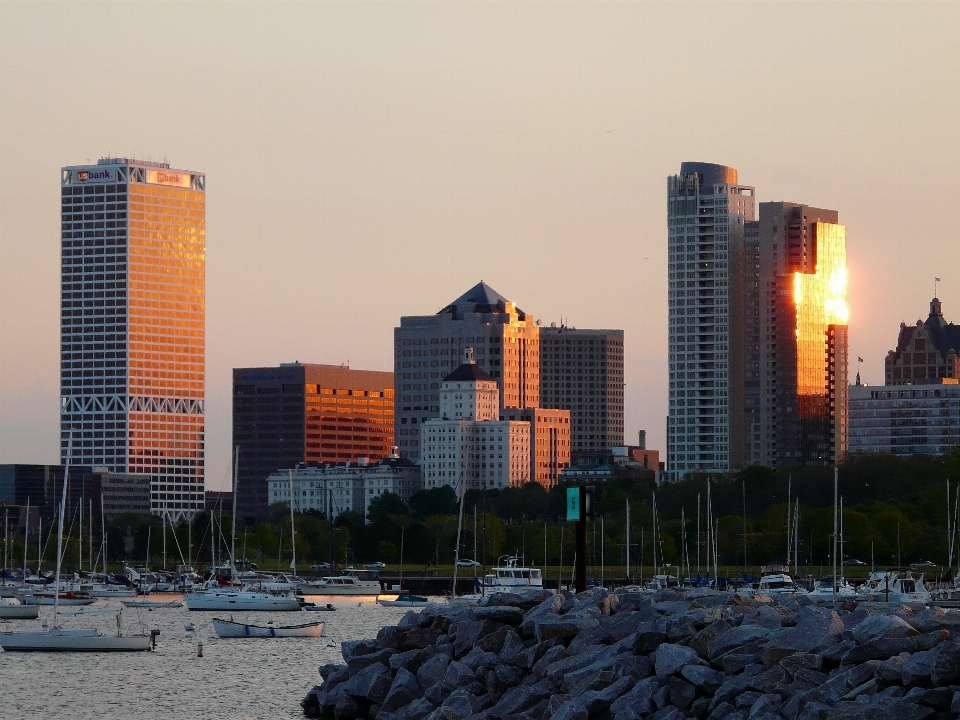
[394,282,539,461]
[60,158,205,520]
[756,203,848,468]
[539,327,624,456]
[232,363,394,524]
[666,163,755,481]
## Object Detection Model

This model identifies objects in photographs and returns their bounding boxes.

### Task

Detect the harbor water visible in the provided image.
[0,595,415,719]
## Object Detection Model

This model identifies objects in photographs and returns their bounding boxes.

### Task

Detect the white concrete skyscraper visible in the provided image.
[666,162,755,481]
[60,158,205,520]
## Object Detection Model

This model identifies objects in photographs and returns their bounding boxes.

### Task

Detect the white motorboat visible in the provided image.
[0,598,40,619]
[857,570,931,603]
[809,576,858,599]
[212,617,324,638]
[88,585,138,598]
[185,587,303,611]
[479,556,544,590]
[738,564,807,597]
[297,568,382,596]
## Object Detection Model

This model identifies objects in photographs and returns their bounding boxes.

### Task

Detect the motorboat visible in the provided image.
[377,593,429,607]
[0,598,40,619]
[212,617,324,639]
[304,602,337,612]
[297,568,382,596]
[857,570,931,603]
[808,576,858,599]
[185,587,303,611]
[478,557,544,590]
[88,585,138,598]
[738,564,807,597]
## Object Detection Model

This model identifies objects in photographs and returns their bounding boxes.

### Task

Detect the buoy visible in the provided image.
[198,642,204,657]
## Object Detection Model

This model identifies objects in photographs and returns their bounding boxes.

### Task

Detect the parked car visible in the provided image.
[364,562,386,569]
[842,559,866,566]
[456,559,481,567]
[310,563,331,571]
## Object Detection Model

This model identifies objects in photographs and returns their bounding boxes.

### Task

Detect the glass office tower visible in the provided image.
[757,203,848,468]
[60,158,205,520]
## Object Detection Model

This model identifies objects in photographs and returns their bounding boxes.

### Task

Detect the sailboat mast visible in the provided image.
[54,436,73,628]
[88,498,92,574]
[625,499,630,581]
[289,469,296,576]
[832,465,838,601]
[101,493,107,579]
[450,472,467,598]
[23,498,30,583]
[231,446,239,575]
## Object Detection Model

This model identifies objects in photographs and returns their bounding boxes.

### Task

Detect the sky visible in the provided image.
[2,2,959,492]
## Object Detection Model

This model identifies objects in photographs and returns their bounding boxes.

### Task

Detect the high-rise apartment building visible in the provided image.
[850,380,960,457]
[539,327,624,457]
[666,163,755,481]
[232,363,394,524]
[756,203,848,468]
[394,282,539,461]
[885,297,960,385]
[60,158,205,520]
[500,408,571,489]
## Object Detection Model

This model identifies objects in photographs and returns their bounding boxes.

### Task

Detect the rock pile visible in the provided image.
[301,588,960,720]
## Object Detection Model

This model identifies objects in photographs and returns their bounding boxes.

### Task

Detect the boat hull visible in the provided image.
[17,595,95,606]
[212,618,323,638]
[88,587,138,598]
[297,582,381,596]
[121,600,183,609]
[0,605,40,619]
[185,592,302,611]
[0,629,152,652]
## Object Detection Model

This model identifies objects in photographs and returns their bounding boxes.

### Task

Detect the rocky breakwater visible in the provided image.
[302,588,960,720]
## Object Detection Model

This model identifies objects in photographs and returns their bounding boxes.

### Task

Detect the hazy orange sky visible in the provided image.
[2,2,959,491]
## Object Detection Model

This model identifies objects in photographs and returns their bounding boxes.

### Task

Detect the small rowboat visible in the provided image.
[122,600,184,609]
[212,617,324,639]
[18,592,95,606]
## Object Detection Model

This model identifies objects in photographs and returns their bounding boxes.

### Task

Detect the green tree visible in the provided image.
[410,486,457,519]
[367,491,409,522]
[377,541,397,561]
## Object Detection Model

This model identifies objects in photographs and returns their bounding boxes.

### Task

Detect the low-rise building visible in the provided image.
[93,470,152,521]
[849,379,960,457]
[266,457,422,521]
[500,408,571,489]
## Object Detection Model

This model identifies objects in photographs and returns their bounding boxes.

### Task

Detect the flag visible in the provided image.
[936,277,941,282]
[858,357,864,363]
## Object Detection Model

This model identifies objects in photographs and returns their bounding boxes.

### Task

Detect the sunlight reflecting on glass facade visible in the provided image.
[61,159,205,520]
[758,205,848,468]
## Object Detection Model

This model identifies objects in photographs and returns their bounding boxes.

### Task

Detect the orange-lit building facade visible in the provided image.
[60,159,205,520]
[232,364,394,524]
[756,203,848,468]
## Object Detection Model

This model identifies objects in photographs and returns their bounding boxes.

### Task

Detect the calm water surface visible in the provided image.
[0,595,417,719]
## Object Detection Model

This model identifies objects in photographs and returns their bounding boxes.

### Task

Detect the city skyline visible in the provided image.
[3,3,960,490]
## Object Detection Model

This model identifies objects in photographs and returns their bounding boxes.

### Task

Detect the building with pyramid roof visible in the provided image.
[421,349,531,493]
[394,281,540,462]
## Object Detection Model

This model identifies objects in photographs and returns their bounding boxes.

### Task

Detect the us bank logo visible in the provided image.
[76,169,112,182]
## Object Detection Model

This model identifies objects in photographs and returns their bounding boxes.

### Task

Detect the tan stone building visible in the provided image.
[395,282,539,461]
[501,408,571,490]
[885,297,960,385]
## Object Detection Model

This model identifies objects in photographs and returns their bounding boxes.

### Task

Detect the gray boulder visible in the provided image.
[667,676,697,709]
[471,606,525,625]
[654,642,705,677]
[418,653,451,690]
[633,620,669,653]
[852,614,918,645]
[534,615,599,643]
[708,624,772,661]
[930,637,960,686]
[681,663,725,694]
[520,594,564,636]
[441,689,481,719]
[381,668,424,713]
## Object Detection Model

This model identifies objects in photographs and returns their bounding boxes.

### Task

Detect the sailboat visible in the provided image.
[185,448,302,612]
[0,439,155,651]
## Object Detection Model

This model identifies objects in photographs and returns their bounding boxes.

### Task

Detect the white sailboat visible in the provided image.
[212,617,324,638]
[185,447,302,612]
[0,439,154,652]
